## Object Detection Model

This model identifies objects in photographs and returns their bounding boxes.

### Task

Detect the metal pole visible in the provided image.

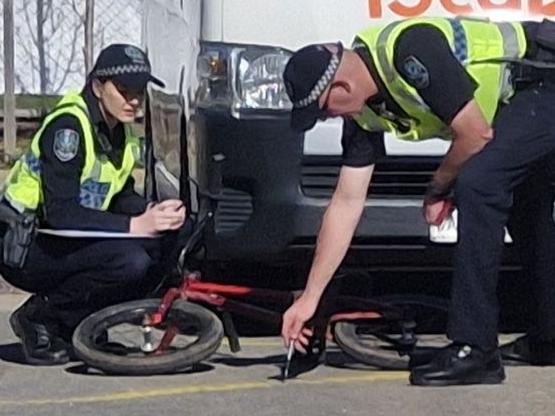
[84,0,95,75]
[36,0,47,94]
[3,0,16,163]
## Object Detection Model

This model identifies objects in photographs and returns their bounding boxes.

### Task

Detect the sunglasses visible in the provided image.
[113,81,145,102]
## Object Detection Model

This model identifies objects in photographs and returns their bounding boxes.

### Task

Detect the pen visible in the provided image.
[283,339,295,380]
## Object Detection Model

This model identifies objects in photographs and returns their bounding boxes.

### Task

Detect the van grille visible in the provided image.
[301,156,439,198]
[214,188,253,233]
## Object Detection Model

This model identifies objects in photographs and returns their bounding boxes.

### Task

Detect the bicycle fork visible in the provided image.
[140,276,194,354]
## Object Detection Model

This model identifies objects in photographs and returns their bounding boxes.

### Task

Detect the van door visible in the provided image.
[143,0,201,204]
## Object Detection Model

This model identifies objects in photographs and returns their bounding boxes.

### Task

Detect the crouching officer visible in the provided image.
[0,44,186,365]
[280,18,555,385]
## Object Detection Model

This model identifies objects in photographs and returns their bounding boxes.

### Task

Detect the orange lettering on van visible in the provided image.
[368,0,550,19]
[389,0,433,17]
[368,0,383,17]
[529,0,555,16]
[440,0,473,14]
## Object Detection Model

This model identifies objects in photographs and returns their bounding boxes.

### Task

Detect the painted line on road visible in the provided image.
[220,339,284,347]
[0,372,408,406]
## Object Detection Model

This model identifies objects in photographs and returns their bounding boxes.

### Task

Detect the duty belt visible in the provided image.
[510,61,555,87]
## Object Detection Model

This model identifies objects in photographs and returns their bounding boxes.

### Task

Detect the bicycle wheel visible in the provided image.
[72,299,224,375]
[333,294,449,370]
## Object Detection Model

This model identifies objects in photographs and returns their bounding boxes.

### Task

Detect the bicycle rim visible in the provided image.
[72,299,223,375]
[333,294,450,370]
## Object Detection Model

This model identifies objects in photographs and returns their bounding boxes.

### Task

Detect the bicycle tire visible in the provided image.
[72,299,223,375]
[333,294,449,370]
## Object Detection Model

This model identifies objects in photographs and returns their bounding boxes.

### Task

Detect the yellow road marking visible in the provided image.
[0,372,407,406]
[220,339,284,347]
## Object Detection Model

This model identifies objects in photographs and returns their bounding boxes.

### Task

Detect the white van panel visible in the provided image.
[212,0,541,50]
[219,0,380,49]
[303,120,450,156]
[201,0,223,40]
[144,0,201,114]
[303,118,344,156]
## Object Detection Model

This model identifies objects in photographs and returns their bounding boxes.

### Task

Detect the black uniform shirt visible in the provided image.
[341,24,478,168]
[38,84,146,231]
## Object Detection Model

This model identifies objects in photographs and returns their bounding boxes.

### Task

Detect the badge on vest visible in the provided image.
[53,129,79,162]
[402,55,430,89]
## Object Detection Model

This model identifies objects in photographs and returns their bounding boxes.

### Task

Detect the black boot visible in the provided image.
[410,343,505,386]
[500,335,555,365]
[9,296,70,365]
[408,347,442,369]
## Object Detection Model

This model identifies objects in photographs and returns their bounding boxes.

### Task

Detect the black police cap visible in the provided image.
[90,44,165,91]
[283,42,343,132]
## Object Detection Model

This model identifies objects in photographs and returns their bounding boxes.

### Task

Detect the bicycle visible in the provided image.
[68,213,450,375]
[72,270,450,375]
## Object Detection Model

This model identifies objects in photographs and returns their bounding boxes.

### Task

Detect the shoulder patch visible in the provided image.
[53,129,79,162]
[401,55,430,89]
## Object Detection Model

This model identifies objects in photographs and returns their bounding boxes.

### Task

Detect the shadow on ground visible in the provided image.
[65,362,215,377]
[0,342,28,365]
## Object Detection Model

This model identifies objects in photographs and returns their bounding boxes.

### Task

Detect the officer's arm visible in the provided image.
[431,100,493,191]
[302,120,380,303]
[302,164,374,302]
[394,25,487,193]
[39,116,133,231]
[109,177,148,215]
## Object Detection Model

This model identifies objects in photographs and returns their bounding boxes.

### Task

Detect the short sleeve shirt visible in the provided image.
[340,24,478,167]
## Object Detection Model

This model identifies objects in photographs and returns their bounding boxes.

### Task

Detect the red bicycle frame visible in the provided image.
[143,272,393,354]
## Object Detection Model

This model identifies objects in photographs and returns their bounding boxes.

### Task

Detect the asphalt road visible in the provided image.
[0,294,555,416]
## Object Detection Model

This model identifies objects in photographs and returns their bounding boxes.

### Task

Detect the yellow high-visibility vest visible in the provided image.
[3,92,143,212]
[354,17,527,141]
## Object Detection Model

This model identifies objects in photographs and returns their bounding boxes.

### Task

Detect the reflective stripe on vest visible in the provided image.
[3,92,143,212]
[354,17,527,141]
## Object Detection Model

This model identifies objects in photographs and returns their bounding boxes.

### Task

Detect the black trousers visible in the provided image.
[1,232,176,331]
[447,81,555,350]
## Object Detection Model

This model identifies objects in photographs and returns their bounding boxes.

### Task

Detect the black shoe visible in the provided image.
[410,344,505,386]
[408,347,443,369]
[9,296,70,366]
[500,335,555,365]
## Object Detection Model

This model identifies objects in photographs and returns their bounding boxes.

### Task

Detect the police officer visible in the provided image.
[280,18,555,385]
[0,44,186,365]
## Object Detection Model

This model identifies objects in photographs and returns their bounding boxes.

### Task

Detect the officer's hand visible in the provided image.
[423,198,453,226]
[157,199,187,229]
[281,295,317,354]
[130,200,186,235]
[151,199,186,231]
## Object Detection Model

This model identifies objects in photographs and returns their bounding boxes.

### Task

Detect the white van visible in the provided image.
[142,1,541,272]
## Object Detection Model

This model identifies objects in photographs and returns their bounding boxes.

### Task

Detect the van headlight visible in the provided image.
[196,42,292,117]
[233,49,291,111]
